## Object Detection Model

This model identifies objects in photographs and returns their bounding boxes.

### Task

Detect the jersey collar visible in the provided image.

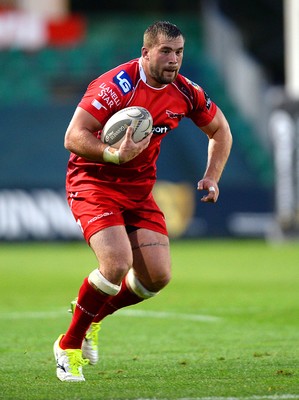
[139,57,147,83]
[138,57,167,90]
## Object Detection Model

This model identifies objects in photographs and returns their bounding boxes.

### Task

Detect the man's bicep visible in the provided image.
[64,107,103,153]
[199,107,230,139]
[69,107,103,133]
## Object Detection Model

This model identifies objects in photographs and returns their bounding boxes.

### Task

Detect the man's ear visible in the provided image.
[141,47,150,60]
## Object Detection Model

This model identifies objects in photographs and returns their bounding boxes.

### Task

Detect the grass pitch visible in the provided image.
[0,239,299,399]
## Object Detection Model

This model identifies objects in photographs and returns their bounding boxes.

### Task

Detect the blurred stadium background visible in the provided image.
[0,0,298,242]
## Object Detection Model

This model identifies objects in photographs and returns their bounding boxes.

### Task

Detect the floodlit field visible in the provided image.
[0,239,299,400]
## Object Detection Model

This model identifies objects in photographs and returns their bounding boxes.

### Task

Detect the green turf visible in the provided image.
[0,239,299,399]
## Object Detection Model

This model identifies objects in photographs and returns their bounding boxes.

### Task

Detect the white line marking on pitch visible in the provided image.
[134,396,299,400]
[0,309,221,322]
[117,309,221,322]
[181,396,299,400]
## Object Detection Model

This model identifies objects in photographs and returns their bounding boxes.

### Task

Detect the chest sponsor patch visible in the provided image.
[113,70,133,94]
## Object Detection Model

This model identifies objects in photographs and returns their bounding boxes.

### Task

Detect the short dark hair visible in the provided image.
[143,21,184,48]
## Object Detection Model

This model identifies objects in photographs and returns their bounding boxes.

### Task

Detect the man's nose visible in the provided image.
[168,52,178,63]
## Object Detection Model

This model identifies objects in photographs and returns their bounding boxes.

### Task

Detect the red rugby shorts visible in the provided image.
[67,189,168,242]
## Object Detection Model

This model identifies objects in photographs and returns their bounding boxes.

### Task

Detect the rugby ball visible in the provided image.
[101,106,153,149]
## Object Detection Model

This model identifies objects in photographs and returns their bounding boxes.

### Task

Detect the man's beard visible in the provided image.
[149,65,178,84]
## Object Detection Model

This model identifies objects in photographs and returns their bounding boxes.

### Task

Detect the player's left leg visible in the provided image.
[79,229,171,363]
[92,228,171,320]
[129,228,171,292]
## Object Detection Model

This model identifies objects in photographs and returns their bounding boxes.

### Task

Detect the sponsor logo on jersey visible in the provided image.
[166,110,185,120]
[113,70,133,94]
[204,91,212,110]
[152,125,170,135]
[98,83,121,108]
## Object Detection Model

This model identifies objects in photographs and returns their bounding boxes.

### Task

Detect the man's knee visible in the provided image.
[88,269,122,295]
[126,268,171,298]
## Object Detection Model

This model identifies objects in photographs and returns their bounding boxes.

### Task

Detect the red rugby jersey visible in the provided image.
[66,58,217,200]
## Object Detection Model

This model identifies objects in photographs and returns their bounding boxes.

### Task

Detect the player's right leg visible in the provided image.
[69,298,102,365]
